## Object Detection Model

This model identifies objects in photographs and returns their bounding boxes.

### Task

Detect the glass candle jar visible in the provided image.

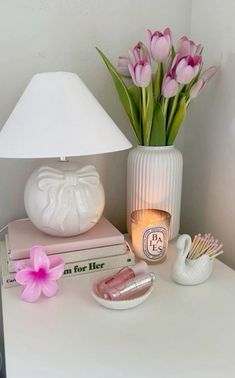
[131,209,171,264]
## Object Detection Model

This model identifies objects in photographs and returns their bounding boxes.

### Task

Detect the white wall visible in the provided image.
[181,0,235,268]
[0,0,191,234]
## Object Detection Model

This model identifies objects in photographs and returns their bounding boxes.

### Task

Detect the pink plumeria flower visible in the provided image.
[128,56,152,88]
[172,54,202,84]
[176,36,202,56]
[128,41,149,65]
[117,56,131,77]
[162,72,179,98]
[190,65,218,98]
[146,28,172,62]
[15,246,64,303]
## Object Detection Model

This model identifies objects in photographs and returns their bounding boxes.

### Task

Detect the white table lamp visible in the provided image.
[0,72,132,236]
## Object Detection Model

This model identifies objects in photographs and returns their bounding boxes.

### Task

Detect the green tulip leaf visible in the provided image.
[128,85,142,142]
[149,102,166,146]
[96,48,142,143]
[128,85,141,109]
[167,95,186,145]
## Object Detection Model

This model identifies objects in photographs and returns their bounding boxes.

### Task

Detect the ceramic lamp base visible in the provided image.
[24,163,105,237]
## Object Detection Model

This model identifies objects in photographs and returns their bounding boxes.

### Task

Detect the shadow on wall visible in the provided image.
[181,53,235,269]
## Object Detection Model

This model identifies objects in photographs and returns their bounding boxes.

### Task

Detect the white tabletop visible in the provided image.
[2,239,235,378]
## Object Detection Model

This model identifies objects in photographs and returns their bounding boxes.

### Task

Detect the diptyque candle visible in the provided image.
[131,209,171,264]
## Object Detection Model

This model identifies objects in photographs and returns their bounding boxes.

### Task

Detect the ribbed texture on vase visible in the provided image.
[127,146,183,240]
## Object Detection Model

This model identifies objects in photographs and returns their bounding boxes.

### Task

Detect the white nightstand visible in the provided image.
[1,239,235,378]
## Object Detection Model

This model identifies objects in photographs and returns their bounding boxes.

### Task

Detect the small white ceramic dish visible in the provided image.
[91,284,154,310]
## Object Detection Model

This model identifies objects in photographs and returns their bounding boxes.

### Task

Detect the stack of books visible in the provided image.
[0,217,134,288]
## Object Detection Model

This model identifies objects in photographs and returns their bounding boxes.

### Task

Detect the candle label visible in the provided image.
[142,227,167,260]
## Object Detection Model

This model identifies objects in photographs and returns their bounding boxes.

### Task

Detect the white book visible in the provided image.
[5,234,127,273]
[0,242,135,288]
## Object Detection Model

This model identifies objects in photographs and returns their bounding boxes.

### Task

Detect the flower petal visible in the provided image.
[21,282,42,303]
[193,64,201,77]
[41,280,59,297]
[177,65,195,84]
[175,58,187,75]
[140,64,152,87]
[128,63,137,85]
[150,35,159,60]
[171,53,181,71]
[117,56,130,76]
[128,48,137,65]
[146,29,152,51]
[155,37,171,61]
[162,78,179,97]
[135,64,142,86]
[201,65,218,82]
[48,258,64,280]
[176,37,189,55]
[163,27,172,43]
[30,246,50,271]
[15,268,34,285]
[190,79,204,98]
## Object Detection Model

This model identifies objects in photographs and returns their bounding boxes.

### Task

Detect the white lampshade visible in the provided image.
[0,72,132,237]
[0,72,132,158]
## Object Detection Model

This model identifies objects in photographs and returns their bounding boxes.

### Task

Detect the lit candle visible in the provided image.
[131,209,171,264]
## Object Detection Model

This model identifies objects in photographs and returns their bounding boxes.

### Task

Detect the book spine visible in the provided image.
[2,251,135,288]
[8,239,126,260]
[7,243,127,273]
[9,237,125,259]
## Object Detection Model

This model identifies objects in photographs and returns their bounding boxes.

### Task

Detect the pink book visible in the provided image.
[7,217,124,260]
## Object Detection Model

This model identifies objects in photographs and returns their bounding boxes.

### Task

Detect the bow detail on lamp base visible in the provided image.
[24,163,105,237]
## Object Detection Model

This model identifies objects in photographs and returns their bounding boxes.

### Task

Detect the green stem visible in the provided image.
[163,97,169,131]
[154,63,163,100]
[141,87,147,144]
[185,98,191,108]
[163,97,169,118]
[167,93,179,133]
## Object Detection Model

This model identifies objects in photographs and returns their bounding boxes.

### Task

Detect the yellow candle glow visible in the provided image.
[131,209,171,264]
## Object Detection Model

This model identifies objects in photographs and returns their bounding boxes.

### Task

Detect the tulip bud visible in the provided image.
[190,66,218,99]
[129,42,149,65]
[176,36,202,56]
[190,79,204,98]
[162,73,179,98]
[146,28,172,62]
[201,65,218,82]
[128,57,152,88]
[117,56,131,77]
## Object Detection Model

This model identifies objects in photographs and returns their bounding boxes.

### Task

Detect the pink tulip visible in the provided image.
[128,56,152,88]
[201,65,218,82]
[176,36,202,56]
[172,54,202,84]
[146,28,172,62]
[128,41,149,65]
[190,79,204,98]
[15,246,64,302]
[117,56,130,76]
[162,72,179,98]
[190,65,218,98]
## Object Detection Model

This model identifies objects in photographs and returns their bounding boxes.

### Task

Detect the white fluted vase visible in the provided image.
[127,145,183,240]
